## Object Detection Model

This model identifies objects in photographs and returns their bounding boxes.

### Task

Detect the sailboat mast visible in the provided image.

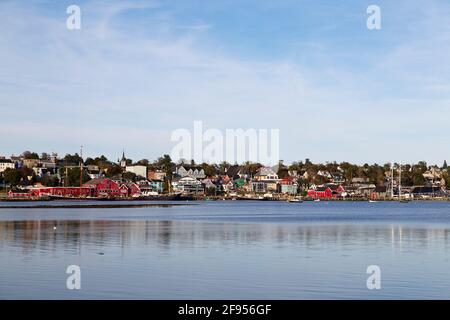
[79,145,83,198]
[391,162,394,199]
[399,164,402,199]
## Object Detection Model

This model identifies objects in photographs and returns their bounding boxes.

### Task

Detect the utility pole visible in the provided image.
[79,145,83,198]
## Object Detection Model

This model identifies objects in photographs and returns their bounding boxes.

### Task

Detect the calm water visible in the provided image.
[1,200,450,299]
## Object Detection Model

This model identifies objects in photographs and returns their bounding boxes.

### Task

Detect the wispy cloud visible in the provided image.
[177,20,212,32]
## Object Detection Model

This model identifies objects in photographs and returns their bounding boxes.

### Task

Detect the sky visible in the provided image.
[0,0,449,165]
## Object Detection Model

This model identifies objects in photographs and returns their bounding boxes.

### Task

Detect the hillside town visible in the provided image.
[1,150,450,201]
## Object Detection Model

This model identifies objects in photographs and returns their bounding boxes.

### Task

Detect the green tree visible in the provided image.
[122,172,137,182]
[41,175,60,187]
[61,168,90,186]
[411,162,427,185]
[154,154,175,179]
[136,159,149,166]
[3,168,21,186]
[219,161,230,175]
[276,160,289,179]
[3,167,35,186]
[41,152,51,160]
[443,172,450,189]
[85,155,111,169]
[22,151,39,159]
[242,161,263,177]
[84,157,96,165]
[288,161,304,173]
[105,165,123,178]
[64,153,82,165]
[339,162,358,182]
[202,163,217,177]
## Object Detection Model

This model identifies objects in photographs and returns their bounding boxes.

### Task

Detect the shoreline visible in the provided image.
[0,203,191,209]
[0,196,449,203]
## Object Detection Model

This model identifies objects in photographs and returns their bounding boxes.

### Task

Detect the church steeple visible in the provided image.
[120,149,127,168]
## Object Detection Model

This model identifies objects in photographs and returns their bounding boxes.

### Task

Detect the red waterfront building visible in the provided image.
[8,191,33,199]
[308,186,333,199]
[126,183,141,197]
[119,184,129,197]
[7,178,135,199]
[308,184,345,199]
[83,178,121,198]
[10,186,96,198]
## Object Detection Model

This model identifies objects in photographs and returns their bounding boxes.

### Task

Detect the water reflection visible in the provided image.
[2,217,450,299]
[2,220,450,253]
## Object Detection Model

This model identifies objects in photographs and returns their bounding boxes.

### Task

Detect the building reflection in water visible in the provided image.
[1,219,450,255]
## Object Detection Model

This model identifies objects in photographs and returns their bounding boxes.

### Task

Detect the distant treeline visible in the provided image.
[2,151,449,189]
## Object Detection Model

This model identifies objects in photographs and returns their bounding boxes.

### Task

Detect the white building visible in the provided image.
[125,165,147,178]
[86,165,101,180]
[254,167,278,181]
[175,165,206,179]
[172,176,204,194]
[0,159,15,173]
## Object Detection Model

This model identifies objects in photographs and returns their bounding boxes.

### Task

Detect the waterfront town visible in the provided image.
[0,150,449,201]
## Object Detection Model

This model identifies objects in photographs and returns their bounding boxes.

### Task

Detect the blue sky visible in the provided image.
[0,0,449,165]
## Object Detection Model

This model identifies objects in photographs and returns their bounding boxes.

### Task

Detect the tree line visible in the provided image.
[1,151,449,189]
